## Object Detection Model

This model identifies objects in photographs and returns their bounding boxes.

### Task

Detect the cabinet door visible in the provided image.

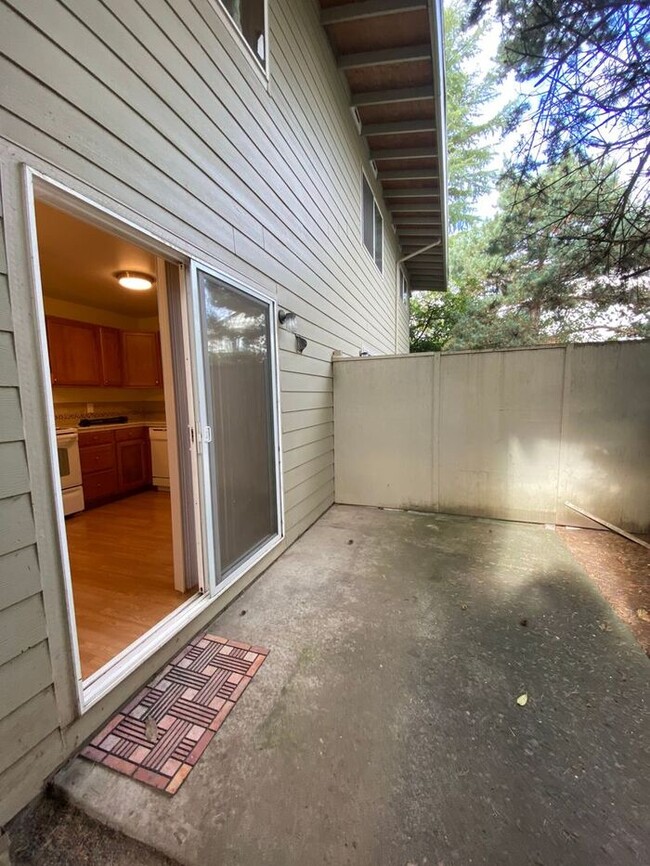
[121,331,162,388]
[116,439,151,492]
[46,317,102,386]
[99,326,123,386]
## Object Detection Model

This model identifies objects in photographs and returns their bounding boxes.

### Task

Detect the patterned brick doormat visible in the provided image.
[81,634,269,794]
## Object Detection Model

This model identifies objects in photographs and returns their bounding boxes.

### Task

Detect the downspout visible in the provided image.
[394,239,442,352]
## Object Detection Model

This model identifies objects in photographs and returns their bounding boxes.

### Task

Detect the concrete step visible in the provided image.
[8,788,177,865]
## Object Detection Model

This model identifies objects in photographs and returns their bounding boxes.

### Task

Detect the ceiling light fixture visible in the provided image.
[115,271,155,291]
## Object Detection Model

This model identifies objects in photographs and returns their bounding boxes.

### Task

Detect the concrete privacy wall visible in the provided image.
[334,342,650,532]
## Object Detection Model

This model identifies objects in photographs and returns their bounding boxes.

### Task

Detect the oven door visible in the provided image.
[57,432,82,490]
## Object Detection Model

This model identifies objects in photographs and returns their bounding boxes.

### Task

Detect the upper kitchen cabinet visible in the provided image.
[99,326,123,386]
[46,317,102,386]
[121,331,162,388]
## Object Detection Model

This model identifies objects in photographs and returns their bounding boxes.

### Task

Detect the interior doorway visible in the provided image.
[32,195,202,682]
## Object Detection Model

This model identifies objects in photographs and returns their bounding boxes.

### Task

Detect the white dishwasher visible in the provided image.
[149,426,170,490]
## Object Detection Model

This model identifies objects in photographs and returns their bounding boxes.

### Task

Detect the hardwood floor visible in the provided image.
[65,490,194,678]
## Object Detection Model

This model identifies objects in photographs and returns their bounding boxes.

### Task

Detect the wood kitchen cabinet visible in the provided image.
[80,426,151,506]
[46,317,102,386]
[121,331,162,388]
[116,427,152,492]
[98,326,123,386]
[45,317,163,390]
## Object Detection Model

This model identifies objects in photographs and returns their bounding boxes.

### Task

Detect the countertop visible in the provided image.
[56,421,167,433]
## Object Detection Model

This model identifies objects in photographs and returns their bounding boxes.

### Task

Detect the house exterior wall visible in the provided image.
[334,342,650,531]
[0,0,408,824]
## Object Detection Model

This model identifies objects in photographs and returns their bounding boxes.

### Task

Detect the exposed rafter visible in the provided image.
[398,223,440,236]
[322,0,427,25]
[384,188,439,198]
[389,202,440,212]
[379,168,439,180]
[363,118,435,136]
[369,146,434,160]
[394,217,442,226]
[338,44,431,69]
[351,85,434,107]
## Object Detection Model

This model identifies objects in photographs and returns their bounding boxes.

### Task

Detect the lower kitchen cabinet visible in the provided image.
[116,437,152,492]
[80,426,151,506]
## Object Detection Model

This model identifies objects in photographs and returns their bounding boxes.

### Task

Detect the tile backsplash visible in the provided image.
[54,401,166,427]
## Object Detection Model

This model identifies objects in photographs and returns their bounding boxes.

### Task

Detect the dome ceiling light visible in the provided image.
[115,271,156,291]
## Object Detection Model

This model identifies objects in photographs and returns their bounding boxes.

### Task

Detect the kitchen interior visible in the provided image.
[34,200,196,680]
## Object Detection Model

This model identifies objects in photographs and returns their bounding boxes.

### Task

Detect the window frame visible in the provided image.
[209,0,270,85]
[398,266,409,304]
[361,172,384,274]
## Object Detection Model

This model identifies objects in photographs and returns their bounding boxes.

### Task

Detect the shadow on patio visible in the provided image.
[25,505,647,866]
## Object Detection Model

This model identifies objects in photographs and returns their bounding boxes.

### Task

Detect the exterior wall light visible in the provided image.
[115,271,156,290]
[278,309,298,332]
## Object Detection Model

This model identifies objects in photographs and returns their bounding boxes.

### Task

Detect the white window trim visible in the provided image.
[361,171,384,275]
[398,265,409,304]
[209,0,270,87]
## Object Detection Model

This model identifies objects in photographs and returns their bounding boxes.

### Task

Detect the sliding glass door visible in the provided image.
[197,269,280,580]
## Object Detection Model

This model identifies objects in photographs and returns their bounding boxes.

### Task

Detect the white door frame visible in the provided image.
[22,167,213,712]
[188,259,285,595]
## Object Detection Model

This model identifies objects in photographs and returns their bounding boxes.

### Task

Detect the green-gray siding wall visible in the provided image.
[0,0,409,823]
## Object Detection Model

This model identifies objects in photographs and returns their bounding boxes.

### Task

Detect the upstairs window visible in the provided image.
[399,267,409,304]
[362,175,383,272]
[217,0,267,71]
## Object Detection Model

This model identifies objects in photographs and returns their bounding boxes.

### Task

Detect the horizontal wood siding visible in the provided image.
[0,198,62,823]
[0,0,408,821]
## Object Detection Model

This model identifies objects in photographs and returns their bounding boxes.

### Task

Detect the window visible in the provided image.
[399,267,409,304]
[362,175,383,272]
[217,0,267,70]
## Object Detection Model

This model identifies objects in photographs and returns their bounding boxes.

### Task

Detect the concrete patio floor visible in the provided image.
[52,506,649,866]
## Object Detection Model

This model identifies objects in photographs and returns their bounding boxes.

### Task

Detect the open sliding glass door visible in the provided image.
[194,266,281,588]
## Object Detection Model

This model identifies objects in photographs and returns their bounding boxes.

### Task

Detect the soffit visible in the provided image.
[320,0,448,291]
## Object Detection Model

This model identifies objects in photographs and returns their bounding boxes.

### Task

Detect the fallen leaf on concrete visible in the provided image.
[460,603,468,611]
[516,693,528,707]
[636,608,650,623]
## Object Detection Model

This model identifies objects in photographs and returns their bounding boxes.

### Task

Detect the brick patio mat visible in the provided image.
[80,634,269,794]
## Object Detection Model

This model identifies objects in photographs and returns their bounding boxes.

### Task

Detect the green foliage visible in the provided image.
[444,0,507,231]
[484,158,649,318]
[409,291,469,352]
[469,0,650,276]
[411,1,650,353]
[413,158,650,351]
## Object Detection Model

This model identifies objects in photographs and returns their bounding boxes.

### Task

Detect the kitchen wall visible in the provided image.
[44,296,166,426]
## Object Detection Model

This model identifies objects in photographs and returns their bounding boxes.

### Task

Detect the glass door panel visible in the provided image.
[198,270,278,578]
